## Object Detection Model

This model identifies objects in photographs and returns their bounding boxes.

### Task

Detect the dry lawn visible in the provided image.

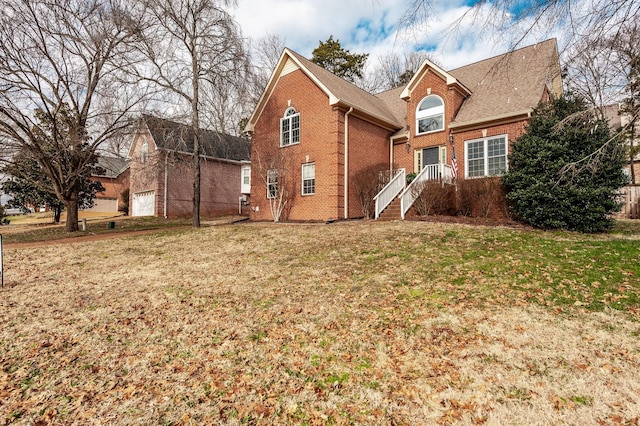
[1,221,639,425]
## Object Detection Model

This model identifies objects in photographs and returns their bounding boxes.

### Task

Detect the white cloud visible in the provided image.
[232,0,566,74]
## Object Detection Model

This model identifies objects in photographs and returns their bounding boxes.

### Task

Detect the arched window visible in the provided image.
[141,140,148,164]
[280,107,300,146]
[416,95,444,134]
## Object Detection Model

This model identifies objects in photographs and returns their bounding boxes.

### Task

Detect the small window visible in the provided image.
[267,169,278,199]
[141,140,148,164]
[280,107,300,147]
[465,135,508,178]
[302,163,315,195]
[241,166,251,194]
[416,95,444,135]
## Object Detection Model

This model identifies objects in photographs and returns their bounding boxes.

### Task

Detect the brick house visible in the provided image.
[128,115,251,218]
[244,39,562,222]
[86,156,130,213]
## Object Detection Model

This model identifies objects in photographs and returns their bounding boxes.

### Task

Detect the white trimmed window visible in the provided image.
[465,135,508,178]
[416,95,444,135]
[267,169,278,199]
[280,107,300,147]
[302,163,315,195]
[141,140,148,164]
[241,166,251,194]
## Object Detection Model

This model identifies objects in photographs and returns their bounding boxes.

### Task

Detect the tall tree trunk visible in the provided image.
[191,44,201,228]
[54,205,62,224]
[64,196,79,232]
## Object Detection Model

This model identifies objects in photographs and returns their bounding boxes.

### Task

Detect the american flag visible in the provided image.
[451,145,458,179]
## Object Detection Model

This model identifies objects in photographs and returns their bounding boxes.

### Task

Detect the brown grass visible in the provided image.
[0,221,639,425]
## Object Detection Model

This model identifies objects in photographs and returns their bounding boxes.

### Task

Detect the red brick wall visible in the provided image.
[164,156,242,218]
[129,129,162,215]
[250,68,391,221]
[396,70,467,172]
[452,120,528,178]
[129,125,243,218]
[93,168,130,211]
[394,69,531,178]
[346,114,391,218]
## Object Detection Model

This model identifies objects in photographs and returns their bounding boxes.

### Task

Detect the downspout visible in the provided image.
[163,154,168,219]
[343,107,354,219]
[389,137,394,172]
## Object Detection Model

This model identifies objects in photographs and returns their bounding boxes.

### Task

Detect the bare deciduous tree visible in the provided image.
[254,148,293,222]
[0,0,146,232]
[135,0,247,227]
[369,51,436,91]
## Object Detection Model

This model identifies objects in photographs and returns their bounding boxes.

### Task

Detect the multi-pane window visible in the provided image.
[280,107,300,146]
[267,169,278,199]
[465,135,508,177]
[302,163,315,195]
[416,95,444,134]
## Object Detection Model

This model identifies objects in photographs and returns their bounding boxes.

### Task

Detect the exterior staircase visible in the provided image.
[377,197,402,221]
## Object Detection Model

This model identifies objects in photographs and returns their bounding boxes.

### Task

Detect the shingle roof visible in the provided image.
[94,156,129,178]
[374,86,408,136]
[142,115,250,162]
[286,51,403,128]
[448,39,561,127]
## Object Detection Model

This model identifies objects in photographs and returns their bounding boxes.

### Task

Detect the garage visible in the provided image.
[132,190,155,216]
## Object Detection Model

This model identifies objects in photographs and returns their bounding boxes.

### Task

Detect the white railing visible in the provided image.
[374,168,405,219]
[400,164,453,219]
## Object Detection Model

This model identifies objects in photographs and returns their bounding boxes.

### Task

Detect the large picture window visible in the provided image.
[267,169,278,199]
[280,107,300,147]
[416,95,444,135]
[302,163,315,195]
[465,135,508,177]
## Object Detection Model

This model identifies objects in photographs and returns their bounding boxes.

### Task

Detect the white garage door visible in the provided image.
[132,191,155,216]
[84,198,118,213]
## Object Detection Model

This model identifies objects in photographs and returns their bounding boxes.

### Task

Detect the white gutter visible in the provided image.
[448,109,532,129]
[344,107,353,219]
[163,155,168,219]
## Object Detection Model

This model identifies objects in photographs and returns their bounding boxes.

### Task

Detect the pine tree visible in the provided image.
[311,36,368,83]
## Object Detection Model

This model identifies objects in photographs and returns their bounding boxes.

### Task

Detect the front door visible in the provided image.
[422,147,440,168]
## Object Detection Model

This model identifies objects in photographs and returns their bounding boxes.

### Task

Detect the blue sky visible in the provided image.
[233,0,564,72]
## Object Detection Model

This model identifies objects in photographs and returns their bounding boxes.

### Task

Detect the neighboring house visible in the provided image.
[86,156,130,213]
[604,103,640,183]
[128,115,251,218]
[244,39,563,222]
[0,173,12,207]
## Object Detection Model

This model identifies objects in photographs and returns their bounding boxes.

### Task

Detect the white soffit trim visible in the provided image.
[401,59,471,99]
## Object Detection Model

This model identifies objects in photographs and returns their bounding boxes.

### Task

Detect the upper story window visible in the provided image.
[465,135,508,178]
[416,95,444,135]
[280,107,300,147]
[141,140,149,164]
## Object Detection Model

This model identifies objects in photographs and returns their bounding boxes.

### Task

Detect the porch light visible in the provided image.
[405,141,411,153]
[449,130,454,145]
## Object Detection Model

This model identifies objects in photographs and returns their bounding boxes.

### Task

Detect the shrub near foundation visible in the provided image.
[457,177,509,218]
[353,162,389,218]
[412,180,455,216]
